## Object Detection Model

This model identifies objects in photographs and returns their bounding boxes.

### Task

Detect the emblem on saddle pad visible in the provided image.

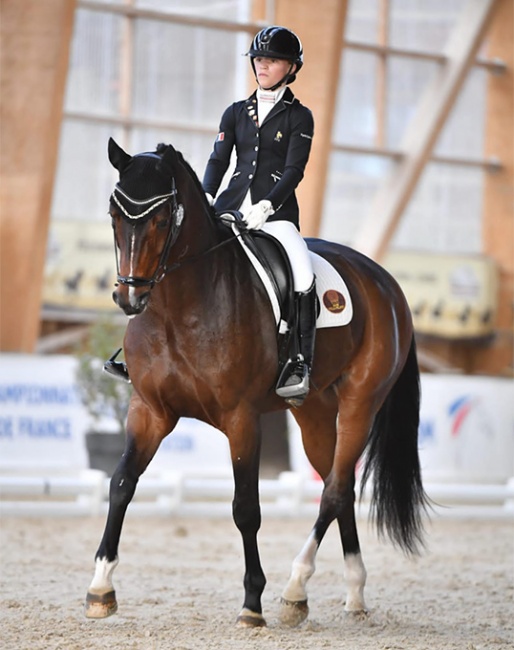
[323,290,346,314]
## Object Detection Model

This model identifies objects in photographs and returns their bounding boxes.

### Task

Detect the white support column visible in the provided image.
[353,0,501,261]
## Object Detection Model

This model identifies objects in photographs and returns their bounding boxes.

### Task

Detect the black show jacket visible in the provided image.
[202,87,314,228]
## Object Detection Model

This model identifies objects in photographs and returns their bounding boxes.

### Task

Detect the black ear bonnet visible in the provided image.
[109,141,176,221]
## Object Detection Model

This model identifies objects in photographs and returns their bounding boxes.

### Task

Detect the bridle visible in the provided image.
[111,178,185,289]
[111,178,238,290]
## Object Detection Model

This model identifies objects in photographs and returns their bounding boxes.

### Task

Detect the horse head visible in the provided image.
[108,138,187,316]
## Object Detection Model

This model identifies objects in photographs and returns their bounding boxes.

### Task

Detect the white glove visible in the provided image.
[243,200,274,230]
[205,192,214,206]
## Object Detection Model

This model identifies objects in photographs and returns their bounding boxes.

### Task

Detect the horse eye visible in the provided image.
[156,215,168,230]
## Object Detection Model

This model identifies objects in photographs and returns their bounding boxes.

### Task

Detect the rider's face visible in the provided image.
[253,57,295,90]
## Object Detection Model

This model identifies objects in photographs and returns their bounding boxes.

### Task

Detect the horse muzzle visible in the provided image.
[112,285,151,316]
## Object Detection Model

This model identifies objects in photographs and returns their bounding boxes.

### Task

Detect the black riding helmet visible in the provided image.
[246,26,303,90]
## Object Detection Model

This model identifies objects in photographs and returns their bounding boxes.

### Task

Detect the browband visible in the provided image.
[111,185,177,220]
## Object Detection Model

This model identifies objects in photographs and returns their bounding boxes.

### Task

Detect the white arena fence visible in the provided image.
[0,470,513,519]
[0,354,513,519]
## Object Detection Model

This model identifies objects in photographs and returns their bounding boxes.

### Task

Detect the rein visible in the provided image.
[163,231,238,275]
[113,184,240,289]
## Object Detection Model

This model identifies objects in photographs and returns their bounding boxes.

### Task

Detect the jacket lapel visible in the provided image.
[245,93,259,128]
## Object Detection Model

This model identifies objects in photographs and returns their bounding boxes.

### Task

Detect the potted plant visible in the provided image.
[75,318,132,476]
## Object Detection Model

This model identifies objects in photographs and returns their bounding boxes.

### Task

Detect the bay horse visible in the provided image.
[85,138,428,627]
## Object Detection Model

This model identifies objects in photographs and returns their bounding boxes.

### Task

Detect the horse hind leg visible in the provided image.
[337,472,368,614]
[279,403,338,626]
[280,527,318,626]
[280,475,367,626]
[280,401,372,626]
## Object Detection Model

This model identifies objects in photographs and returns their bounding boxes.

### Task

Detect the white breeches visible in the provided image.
[262,221,314,292]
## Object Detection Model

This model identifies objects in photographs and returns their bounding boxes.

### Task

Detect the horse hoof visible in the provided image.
[236,608,266,628]
[279,597,309,627]
[344,607,369,620]
[84,590,118,618]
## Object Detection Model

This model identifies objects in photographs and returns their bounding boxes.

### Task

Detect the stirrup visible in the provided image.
[276,355,310,400]
[103,348,131,383]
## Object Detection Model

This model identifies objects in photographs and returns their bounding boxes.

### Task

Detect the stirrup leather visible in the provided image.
[103,348,131,383]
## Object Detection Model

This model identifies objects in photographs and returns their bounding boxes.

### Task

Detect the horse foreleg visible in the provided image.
[228,418,266,628]
[84,443,139,618]
[85,405,174,619]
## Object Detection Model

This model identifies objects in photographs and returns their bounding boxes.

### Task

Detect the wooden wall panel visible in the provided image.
[0,0,76,351]
[272,0,348,237]
[477,0,514,374]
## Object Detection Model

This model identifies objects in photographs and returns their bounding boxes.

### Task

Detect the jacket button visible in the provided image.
[252,161,256,166]
[248,174,253,179]
[254,146,258,151]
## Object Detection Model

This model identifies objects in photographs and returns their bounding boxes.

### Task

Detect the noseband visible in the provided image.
[111,178,185,289]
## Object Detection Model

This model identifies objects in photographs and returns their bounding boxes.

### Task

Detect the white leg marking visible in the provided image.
[88,557,119,595]
[282,530,318,602]
[344,552,367,612]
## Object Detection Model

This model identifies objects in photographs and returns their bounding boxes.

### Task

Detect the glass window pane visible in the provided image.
[346,0,379,44]
[392,164,483,254]
[64,9,122,116]
[321,153,393,245]
[333,51,378,146]
[129,128,215,179]
[386,57,438,148]
[435,68,487,158]
[52,120,121,222]
[390,0,467,52]
[135,0,250,21]
[132,21,249,126]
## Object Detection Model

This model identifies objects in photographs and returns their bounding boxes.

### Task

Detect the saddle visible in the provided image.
[218,211,301,370]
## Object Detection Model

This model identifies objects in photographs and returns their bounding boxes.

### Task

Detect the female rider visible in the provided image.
[203,25,316,401]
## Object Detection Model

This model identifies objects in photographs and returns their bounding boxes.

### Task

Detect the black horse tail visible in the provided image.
[360,335,429,555]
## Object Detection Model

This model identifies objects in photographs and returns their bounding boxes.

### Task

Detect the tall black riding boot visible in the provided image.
[276,280,317,403]
[103,348,131,383]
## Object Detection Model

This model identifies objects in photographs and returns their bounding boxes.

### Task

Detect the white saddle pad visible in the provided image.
[231,224,353,331]
[312,252,353,329]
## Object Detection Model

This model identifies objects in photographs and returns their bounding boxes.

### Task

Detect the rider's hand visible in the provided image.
[243,200,274,230]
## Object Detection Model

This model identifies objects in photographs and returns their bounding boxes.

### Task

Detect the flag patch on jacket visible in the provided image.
[216,132,225,142]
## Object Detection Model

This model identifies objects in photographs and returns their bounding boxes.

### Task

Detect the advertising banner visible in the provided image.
[384,251,498,339]
[43,220,117,311]
[289,374,514,484]
[0,355,88,470]
[0,355,231,475]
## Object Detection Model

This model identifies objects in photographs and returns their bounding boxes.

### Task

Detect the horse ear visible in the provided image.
[108,137,131,172]
[156,144,176,177]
